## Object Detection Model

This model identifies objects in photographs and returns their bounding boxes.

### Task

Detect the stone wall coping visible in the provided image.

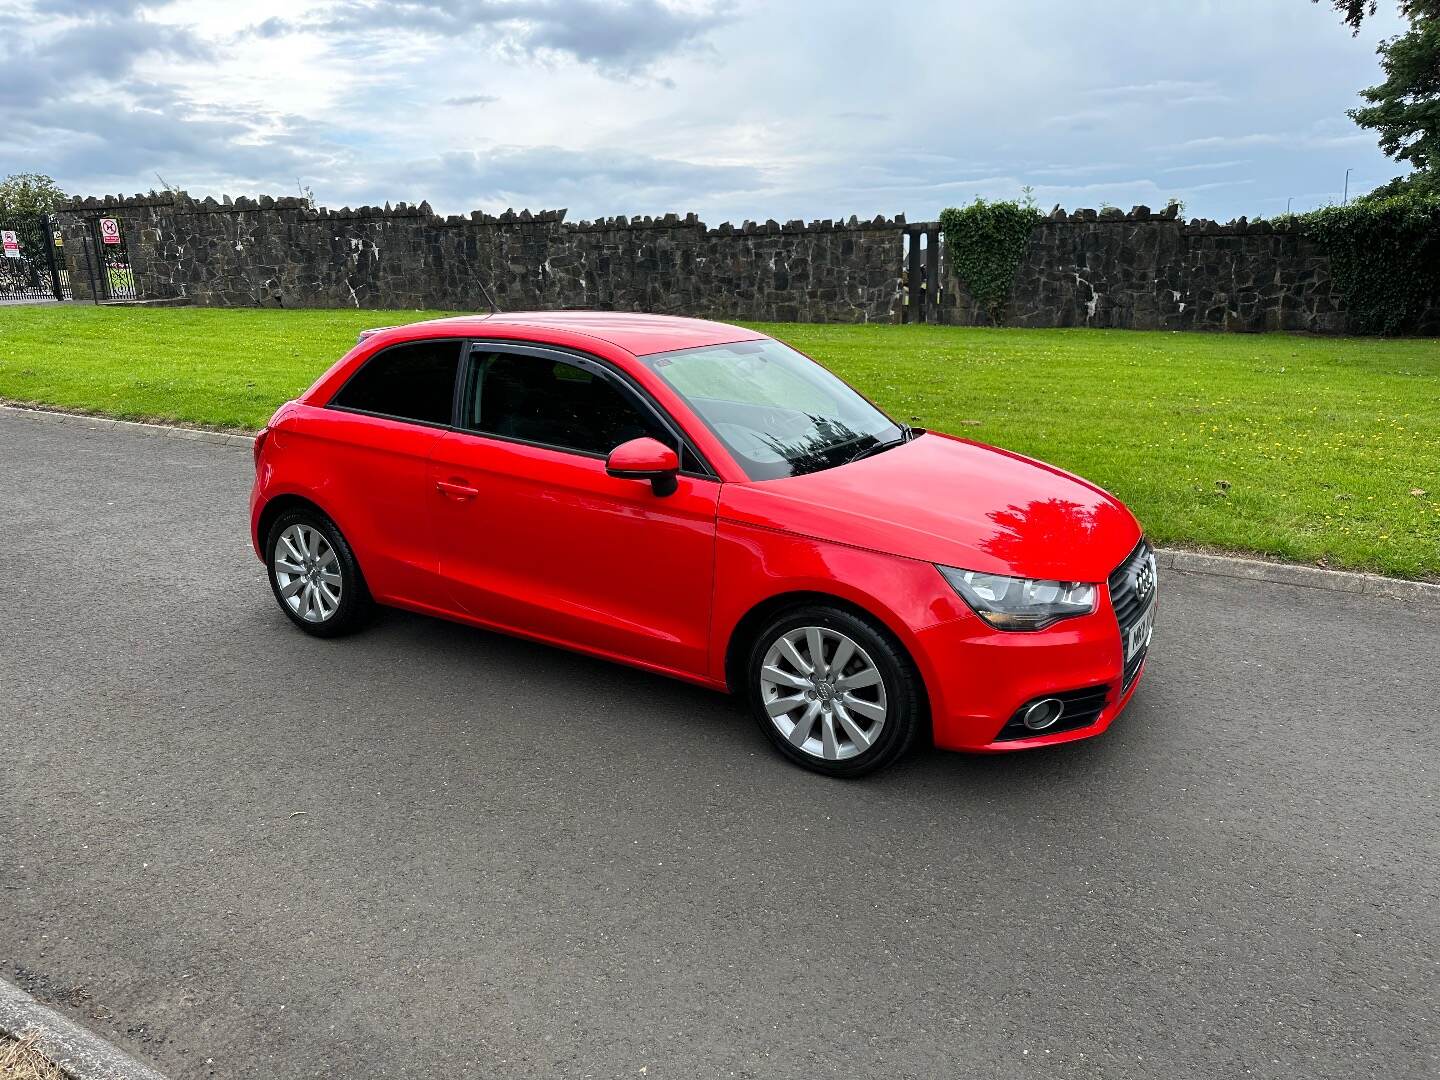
[59,193,915,235]
[62,192,1302,237]
[1038,204,1300,234]
[64,194,1307,239]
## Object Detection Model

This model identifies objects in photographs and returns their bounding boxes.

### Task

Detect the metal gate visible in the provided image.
[90,216,137,301]
[0,213,69,302]
[900,222,941,323]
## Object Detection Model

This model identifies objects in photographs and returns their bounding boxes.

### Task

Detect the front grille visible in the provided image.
[1109,538,1156,692]
[995,685,1110,742]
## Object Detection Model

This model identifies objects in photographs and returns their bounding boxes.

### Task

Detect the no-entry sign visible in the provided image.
[1,231,18,258]
[99,218,121,245]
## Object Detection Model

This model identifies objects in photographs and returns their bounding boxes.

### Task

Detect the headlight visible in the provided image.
[937,566,1097,631]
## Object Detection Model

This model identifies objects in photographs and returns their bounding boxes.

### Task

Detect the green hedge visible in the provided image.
[1283,193,1440,336]
[938,199,1041,323]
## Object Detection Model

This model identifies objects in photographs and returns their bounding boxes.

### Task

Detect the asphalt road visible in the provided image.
[1,408,1436,1080]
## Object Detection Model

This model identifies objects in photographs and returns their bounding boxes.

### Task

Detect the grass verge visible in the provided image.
[1,305,1436,578]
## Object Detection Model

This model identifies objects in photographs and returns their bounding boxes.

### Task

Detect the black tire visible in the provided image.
[745,604,923,778]
[264,508,372,638]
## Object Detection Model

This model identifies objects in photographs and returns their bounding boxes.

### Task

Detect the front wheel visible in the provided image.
[746,605,922,777]
[265,509,372,638]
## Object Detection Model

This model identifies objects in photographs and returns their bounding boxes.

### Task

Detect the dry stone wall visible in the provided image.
[54,193,1440,333]
[942,204,1439,335]
[54,192,905,323]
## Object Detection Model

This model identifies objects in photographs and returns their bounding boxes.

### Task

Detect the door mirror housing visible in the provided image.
[606,437,680,496]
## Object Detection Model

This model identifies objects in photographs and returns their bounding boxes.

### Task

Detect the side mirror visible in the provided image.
[606,436,679,496]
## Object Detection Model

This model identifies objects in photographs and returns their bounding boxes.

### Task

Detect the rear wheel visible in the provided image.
[746,605,922,777]
[265,509,371,638]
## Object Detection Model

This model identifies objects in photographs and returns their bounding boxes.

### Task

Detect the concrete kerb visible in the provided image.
[0,402,254,449]
[0,978,173,1080]
[4,402,1437,605]
[1152,547,1440,604]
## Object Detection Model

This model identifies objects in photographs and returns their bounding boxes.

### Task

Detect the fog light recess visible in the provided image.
[1022,697,1065,731]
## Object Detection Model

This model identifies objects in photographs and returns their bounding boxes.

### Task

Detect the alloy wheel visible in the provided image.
[759,625,888,761]
[273,523,343,623]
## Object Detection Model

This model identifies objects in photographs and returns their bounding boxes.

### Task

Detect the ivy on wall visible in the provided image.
[938,198,1042,323]
[1282,192,1440,335]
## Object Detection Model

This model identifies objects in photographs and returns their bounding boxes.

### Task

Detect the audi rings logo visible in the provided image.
[1134,557,1156,602]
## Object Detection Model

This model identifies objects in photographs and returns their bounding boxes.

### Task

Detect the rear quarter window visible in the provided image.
[331,340,461,426]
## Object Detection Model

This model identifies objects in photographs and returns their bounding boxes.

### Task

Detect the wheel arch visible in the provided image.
[256,492,338,557]
[722,589,927,709]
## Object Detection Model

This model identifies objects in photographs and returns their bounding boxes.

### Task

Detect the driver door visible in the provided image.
[428,344,720,678]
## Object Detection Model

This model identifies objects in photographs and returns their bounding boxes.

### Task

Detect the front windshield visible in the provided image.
[640,338,904,480]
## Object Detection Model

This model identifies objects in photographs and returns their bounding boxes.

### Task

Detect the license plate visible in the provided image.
[1125,602,1155,662]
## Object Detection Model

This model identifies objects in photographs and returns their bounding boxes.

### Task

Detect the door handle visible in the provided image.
[436,479,479,500]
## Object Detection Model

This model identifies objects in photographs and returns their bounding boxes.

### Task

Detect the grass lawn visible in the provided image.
[1,304,1437,579]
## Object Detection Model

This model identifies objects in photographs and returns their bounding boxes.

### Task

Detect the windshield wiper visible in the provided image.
[842,427,911,467]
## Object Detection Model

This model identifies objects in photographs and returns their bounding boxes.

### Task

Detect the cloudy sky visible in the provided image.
[0,0,1411,224]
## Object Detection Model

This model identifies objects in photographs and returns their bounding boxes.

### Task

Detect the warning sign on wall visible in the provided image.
[99,218,121,245]
[1,231,18,258]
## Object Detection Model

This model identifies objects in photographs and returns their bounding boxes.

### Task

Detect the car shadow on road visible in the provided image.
[347,602,1140,807]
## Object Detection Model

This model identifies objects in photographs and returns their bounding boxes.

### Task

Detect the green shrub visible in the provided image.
[938,198,1042,323]
[1358,172,1440,202]
[1291,192,1440,335]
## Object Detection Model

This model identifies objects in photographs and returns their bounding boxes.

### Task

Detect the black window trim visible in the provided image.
[454,339,719,480]
[321,334,718,480]
[324,336,468,430]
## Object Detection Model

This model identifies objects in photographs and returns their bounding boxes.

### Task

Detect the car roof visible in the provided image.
[387,311,767,356]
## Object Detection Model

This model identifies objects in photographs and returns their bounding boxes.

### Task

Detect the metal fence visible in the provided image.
[0,213,70,301]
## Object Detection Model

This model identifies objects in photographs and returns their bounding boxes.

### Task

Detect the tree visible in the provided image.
[1349,6,1440,175]
[1316,1,1435,31]
[1323,0,1375,30]
[1357,170,1439,198]
[1315,2,1440,192]
[0,173,67,218]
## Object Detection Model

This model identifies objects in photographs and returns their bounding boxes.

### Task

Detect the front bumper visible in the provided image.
[912,558,1154,752]
[967,656,1147,751]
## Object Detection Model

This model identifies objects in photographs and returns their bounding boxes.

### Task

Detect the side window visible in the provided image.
[463,351,682,459]
[331,340,461,425]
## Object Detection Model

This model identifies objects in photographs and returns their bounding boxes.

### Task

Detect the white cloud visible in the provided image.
[1160,159,1250,174]
[0,0,1416,221]
[1090,80,1218,97]
[1174,131,1373,151]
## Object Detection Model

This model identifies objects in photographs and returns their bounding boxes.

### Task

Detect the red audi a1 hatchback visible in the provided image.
[251,312,1156,776]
